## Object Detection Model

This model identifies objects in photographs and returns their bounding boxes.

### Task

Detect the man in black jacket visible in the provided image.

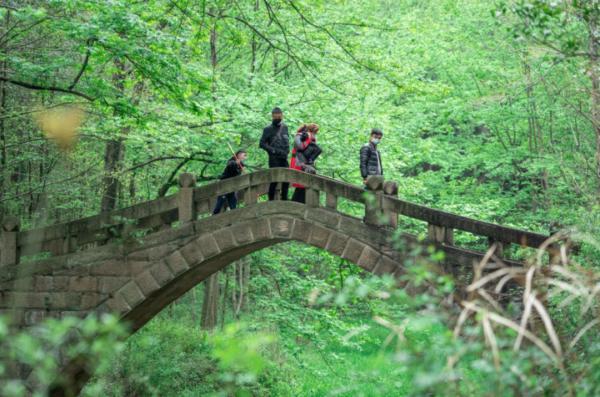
[213,150,247,215]
[360,129,384,185]
[259,107,289,200]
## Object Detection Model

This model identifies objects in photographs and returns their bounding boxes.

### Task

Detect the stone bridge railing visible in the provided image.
[0,168,551,272]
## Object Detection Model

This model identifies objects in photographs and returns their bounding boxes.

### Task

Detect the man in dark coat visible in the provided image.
[212,150,247,214]
[360,128,384,185]
[259,107,290,200]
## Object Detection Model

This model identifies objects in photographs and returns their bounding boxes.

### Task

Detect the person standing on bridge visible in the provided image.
[259,107,290,201]
[290,123,321,203]
[212,150,247,215]
[360,128,384,186]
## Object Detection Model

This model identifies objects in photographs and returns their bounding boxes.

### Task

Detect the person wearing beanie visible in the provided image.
[259,107,290,200]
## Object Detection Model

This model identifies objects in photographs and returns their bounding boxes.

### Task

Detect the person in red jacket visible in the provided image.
[290,123,321,203]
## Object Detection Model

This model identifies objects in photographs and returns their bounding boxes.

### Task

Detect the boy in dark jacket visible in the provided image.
[259,107,290,200]
[360,129,383,185]
[213,150,247,215]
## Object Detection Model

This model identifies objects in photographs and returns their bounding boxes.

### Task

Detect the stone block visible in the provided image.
[34,276,53,292]
[135,270,161,296]
[80,293,105,309]
[373,256,398,276]
[106,293,131,314]
[98,277,129,294]
[341,238,367,264]
[196,234,220,258]
[118,282,145,308]
[150,261,174,286]
[213,229,237,252]
[90,259,130,276]
[232,223,254,245]
[291,220,312,243]
[308,225,331,249]
[179,240,204,265]
[305,208,341,229]
[68,276,98,292]
[357,246,381,271]
[53,276,70,291]
[250,218,272,242]
[325,232,349,256]
[270,217,293,238]
[165,250,189,276]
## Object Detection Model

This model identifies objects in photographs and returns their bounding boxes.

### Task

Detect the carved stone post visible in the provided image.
[305,188,320,208]
[427,224,454,245]
[1,216,20,267]
[364,176,384,226]
[178,173,197,223]
[326,192,338,210]
[383,181,399,228]
[488,237,505,258]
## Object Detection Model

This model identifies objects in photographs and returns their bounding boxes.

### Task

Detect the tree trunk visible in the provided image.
[0,11,10,217]
[100,59,144,212]
[201,18,220,330]
[589,17,600,194]
[201,273,220,329]
[100,58,127,212]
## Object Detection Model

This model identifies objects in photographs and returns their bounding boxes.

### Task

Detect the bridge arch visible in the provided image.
[103,201,404,332]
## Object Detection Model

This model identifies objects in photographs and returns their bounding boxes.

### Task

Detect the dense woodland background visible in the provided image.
[0,0,599,396]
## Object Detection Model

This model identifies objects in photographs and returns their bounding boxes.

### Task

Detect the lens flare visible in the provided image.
[34,106,84,150]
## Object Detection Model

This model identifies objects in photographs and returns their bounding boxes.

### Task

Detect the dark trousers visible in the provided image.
[268,156,289,201]
[291,187,305,203]
[213,192,237,215]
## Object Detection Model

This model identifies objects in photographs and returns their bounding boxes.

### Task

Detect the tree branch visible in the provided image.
[0,75,94,100]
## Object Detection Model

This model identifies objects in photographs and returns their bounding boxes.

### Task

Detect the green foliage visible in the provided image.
[0,314,126,397]
[1,0,600,395]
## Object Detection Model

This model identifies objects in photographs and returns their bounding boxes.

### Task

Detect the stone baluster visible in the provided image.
[305,188,320,208]
[178,173,197,223]
[382,181,399,228]
[1,216,20,267]
[427,223,454,245]
[364,176,384,226]
[326,192,338,210]
[488,237,505,258]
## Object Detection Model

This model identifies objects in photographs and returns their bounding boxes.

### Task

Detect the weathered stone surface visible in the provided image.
[135,271,160,296]
[90,260,130,276]
[80,293,106,309]
[373,256,398,275]
[196,234,220,258]
[149,261,174,286]
[164,250,189,276]
[68,276,98,292]
[341,238,367,263]
[270,217,293,238]
[232,223,254,245]
[383,181,399,195]
[291,220,312,242]
[34,276,53,292]
[305,208,341,229]
[99,277,129,295]
[118,282,145,308]
[357,246,381,271]
[250,218,271,241]
[325,232,349,256]
[106,293,130,313]
[365,175,384,191]
[308,225,331,249]
[212,229,237,252]
[179,241,204,265]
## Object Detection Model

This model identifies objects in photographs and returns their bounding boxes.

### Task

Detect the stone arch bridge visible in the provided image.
[0,168,551,332]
